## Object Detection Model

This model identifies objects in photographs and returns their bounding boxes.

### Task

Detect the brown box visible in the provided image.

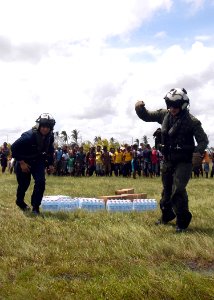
[100,195,127,201]
[121,193,147,200]
[115,188,134,195]
[100,193,147,203]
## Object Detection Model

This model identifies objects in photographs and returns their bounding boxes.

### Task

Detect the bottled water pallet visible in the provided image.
[133,199,157,211]
[106,199,157,212]
[79,198,105,211]
[106,200,133,212]
[41,196,157,212]
[41,196,105,212]
[41,195,79,211]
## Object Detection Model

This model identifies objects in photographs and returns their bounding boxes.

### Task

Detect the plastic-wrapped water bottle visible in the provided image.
[133,199,157,211]
[41,199,60,211]
[58,198,79,211]
[41,195,79,212]
[149,199,158,210]
[106,200,133,212]
[79,198,105,211]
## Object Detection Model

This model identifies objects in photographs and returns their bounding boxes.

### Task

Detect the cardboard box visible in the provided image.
[115,188,134,195]
[100,193,147,203]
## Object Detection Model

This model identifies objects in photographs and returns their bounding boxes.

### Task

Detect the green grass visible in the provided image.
[0,173,213,300]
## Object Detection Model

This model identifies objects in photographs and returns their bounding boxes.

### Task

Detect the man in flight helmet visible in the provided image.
[135,88,208,232]
[11,113,56,215]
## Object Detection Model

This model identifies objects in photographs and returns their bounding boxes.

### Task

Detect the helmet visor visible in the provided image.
[165,99,182,109]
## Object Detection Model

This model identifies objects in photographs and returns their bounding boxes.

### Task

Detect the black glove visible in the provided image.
[135,101,145,111]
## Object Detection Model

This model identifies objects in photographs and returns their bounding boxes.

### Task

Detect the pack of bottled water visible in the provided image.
[106,200,133,212]
[41,196,157,213]
[79,198,105,211]
[133,199,157,211]
[41,195,79,212]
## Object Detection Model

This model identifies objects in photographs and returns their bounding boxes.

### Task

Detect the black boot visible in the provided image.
[16,201,30,212]
[176,211,192,232]
[156,204,176,225]
[32,206,40,215]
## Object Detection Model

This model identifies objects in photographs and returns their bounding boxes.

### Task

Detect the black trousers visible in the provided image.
[16,161,46,208]
[160,161,192,228]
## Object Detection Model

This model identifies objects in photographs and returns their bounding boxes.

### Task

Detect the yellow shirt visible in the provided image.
[96,151,102,163]
[114,151,123,164]
[123,151,132,162]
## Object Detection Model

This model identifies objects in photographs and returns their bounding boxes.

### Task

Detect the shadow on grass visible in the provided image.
[23,211,71,221]
[186,226,214,236]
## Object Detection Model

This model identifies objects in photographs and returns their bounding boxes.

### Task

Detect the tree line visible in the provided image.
[54,129,150,152]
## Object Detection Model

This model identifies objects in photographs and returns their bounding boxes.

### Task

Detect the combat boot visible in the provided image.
[156,208,176,225]
[32,206,40,215]
[16,201,30,212]
[176,211,192,232]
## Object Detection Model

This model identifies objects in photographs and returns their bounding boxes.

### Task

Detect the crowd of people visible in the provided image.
[1,141,214,179]
[52,143,162,178]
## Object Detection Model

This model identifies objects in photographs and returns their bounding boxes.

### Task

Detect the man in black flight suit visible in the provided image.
[11,113,56,215]
[135,88,208,232]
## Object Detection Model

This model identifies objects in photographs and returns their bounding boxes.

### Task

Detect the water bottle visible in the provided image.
[106,200,133,212]
[41,199,59,211]
[133,199,157,211]
[79,198,105,211]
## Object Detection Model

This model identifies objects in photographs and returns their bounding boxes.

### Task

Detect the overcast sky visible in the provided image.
[1,0,214,147]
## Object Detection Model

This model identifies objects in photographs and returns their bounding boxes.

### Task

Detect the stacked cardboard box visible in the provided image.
[100,188,147,204]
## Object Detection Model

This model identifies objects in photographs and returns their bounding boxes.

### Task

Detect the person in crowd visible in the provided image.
[61,146,69,175]
[142,144,152,177]
[86,147,96,176]
[114,147,123,176]
[192,151,203,178]
[95,145,103,176]
[122,145,133,177]
[151,146,159,177]
[11,113,55,214]
[132,144,141,179]
[135,88,208,232]
[55,146,62,176]
[67,151,75,176]
[8,157,16,174]
[0,142,10,173]
[101,146,111,176]
[202,149,210,178]
[75,146,86,176]
[109,147,115,176]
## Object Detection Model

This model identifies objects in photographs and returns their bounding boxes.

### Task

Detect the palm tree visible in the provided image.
[134,138,139,146]
[110,137,115,144]
[142,135,149,145]
[109,137,120,149]
[94,136,102,145]
[60,130,69,145]
[71,129,80,145]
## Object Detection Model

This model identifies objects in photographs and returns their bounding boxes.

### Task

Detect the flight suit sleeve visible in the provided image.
[135,102,167,124]
[47,134,55,166]
[192,119,209,154]
[11,131,32,161]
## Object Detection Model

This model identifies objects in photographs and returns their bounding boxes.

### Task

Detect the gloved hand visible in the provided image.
[135,100,145,111]
[192,152,203,168]
[19,160,31,173]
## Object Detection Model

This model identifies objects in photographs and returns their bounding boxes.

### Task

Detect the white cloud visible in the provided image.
[194,35,213,41]
[183,0,205,13]
[154,31,167,39]
[1,39,214,146]
[0,0,172,44]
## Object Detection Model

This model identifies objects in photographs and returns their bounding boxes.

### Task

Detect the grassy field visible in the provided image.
[0,173,213,300]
